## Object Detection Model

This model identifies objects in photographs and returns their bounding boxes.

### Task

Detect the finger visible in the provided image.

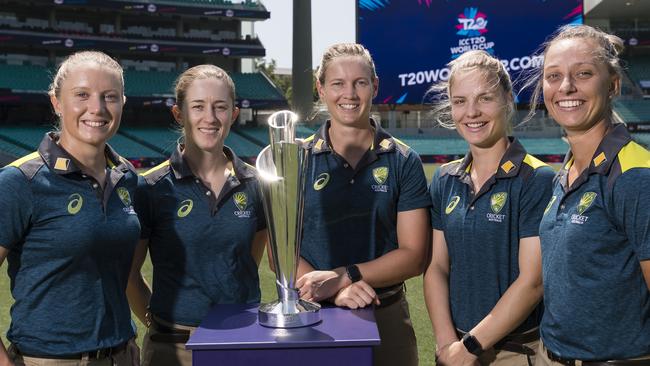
[355,288,374,305]
[345,298,359,309]
[351,293,370,308]
[353,282,379,304]
[356,281,377,298]
[296,275,307,288]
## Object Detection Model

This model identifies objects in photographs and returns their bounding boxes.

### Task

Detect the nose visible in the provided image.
[466,100,481,118]
[342,83,358,99]
[558,75,576,94]
[205,107,221,125]
[88,94,106,115]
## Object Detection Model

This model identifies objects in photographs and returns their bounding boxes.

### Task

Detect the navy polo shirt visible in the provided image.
[0,133,140,356]
[539,124,650,360]
[429,138,554,333]
[300,120,431,277]
[138,145,265,326]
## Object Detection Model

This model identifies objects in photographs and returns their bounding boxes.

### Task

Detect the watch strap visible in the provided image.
[461,333,484,357]
[345,264,362,283]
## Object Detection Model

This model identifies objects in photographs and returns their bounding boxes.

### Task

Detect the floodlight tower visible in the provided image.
[292,0,313,122]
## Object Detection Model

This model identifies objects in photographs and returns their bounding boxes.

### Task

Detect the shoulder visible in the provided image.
[437,158,463,178]
[617,140,650,173]
[140,160,172,185]
[5,151,45,180]
[521,153,555,181]
[387,136,415,158]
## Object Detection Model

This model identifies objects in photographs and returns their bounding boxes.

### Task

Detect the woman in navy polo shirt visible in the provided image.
[295,43,431,366]
[127,65,267,366]
[0,51,140,365]
[527,25,650,365]
[424,50,555,366]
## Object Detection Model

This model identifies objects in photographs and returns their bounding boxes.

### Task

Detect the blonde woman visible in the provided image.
[295,43,431,366]
[0,51,139,366]
[424,50,554,366]
[529,24,650,365]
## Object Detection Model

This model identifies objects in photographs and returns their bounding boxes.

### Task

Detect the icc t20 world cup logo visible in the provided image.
[456,7,488,37]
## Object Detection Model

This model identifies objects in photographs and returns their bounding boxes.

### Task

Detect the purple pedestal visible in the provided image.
[186,304,380,366]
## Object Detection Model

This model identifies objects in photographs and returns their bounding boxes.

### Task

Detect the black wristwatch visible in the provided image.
[461,333,484,357]
[345,264,362,283]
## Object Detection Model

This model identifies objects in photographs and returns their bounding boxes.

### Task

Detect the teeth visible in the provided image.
[558,100,583,108]
[198,127,219,134]
[82,120,107,127]
[339,104,358,110]
[465,121,487,128]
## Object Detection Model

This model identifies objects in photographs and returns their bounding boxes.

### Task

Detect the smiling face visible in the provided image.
[51,63,124,151]
[317,55,378,128]
[173,77,239,153]
[543,38,618,134]
[449,69,510,149]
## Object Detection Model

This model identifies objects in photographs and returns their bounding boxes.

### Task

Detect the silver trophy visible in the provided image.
[256,110,321,328]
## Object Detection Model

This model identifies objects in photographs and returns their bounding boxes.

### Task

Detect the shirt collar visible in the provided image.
[559,123,631,177]
[169,144,256,181]
[38,131,128,175]
[308,118,396,155]
[450,137,527,179]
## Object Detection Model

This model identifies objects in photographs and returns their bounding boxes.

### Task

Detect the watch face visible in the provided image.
[462,334,484,356]
[346,265,362,283]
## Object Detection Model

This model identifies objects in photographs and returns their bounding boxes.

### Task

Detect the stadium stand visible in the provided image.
[614,99,650,124]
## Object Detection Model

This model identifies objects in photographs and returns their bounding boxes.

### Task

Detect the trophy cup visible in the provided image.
[256,110,321,328]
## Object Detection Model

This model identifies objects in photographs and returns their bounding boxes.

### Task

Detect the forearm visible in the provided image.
[297,257,316,279]
[470,276,543,349]
[0,339,13,366]
[357,246,425,288]
[424,265,458,348]
[126,275,152,325]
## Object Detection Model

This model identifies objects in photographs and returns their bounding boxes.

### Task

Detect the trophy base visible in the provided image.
[258,299,322,328]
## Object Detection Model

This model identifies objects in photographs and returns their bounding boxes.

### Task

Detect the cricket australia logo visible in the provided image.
[571,192,597,225]
[233,192,251,218]
[487,192,507,223]
[117,187,136,215]
[445,196,460,215]
[371,167,389,192]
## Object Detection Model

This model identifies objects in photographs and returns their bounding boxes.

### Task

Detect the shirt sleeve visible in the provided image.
[397,150,432,212]
[612,169,650,260]
[518,166,555,238]
[134,175,153,240]
[428,167,444,230]
[0,167,34,250]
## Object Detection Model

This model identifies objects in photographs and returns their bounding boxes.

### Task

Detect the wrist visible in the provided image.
[345,264,362,284]
[461,333,484,357]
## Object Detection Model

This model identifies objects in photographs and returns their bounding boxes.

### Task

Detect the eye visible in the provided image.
[356,80,369,87]
[452,99,465,105]
[331,81,343,87]
[191,104,203,111]
[215,105,228,111]
[479,95,494,103]
[104,94,119,102]
[576,70,593,79]
[545,72,560,81]
[75,91,89,98]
